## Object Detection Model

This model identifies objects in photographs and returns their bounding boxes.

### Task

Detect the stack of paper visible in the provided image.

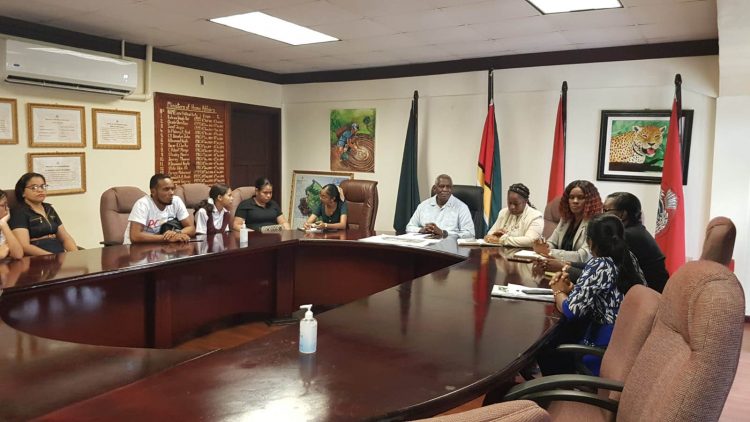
[491,283,554,302]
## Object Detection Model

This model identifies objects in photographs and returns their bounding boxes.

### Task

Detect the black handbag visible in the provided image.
[159,218,183,234]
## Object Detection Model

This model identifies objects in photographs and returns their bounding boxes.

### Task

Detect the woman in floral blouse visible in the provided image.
[540,213,645,376]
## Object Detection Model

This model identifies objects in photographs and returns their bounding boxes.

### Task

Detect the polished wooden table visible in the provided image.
[0,230,558,421]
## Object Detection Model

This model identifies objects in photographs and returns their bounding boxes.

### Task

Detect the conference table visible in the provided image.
[0,230,559,421]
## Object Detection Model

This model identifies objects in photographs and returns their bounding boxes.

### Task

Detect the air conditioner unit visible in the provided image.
[2,39,138,96]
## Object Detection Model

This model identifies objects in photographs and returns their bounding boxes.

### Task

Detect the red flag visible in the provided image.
[655,93,686,274]
[547,82,566,202]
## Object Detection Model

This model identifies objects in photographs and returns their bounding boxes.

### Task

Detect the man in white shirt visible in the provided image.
[406,174,475,239]
[124,174,196,244]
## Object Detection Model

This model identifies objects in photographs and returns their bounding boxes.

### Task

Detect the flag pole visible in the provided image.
[488,69,494,106]
[561,81,567,176]
[561,81,567,141]
[674,74,682,136]
[413,89,419,147]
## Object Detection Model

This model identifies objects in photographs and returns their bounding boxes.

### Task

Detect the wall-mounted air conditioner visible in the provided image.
[2,39,138,96]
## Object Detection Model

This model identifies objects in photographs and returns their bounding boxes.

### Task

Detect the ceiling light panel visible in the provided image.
[210,12,338,45]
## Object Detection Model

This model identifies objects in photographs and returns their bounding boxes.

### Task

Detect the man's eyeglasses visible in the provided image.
[603,208,619,213]
[25,184,49,192]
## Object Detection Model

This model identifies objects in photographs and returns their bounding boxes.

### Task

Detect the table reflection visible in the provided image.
[0,254,65,289]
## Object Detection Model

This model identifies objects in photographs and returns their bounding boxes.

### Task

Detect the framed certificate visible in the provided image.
[0,98,18,144]
[27,152,87,195]
[93,108,141,149]
[28,103,86,147]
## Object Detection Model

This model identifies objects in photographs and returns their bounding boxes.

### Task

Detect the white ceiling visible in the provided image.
[0,0,718,74]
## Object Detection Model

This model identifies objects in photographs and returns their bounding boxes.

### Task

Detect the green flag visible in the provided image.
[393,91,420,234]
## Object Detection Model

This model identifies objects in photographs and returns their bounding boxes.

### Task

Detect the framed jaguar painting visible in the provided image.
[597,109,693,184]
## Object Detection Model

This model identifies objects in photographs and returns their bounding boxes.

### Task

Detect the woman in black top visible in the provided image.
[304,184,348,230]
[232,177,291,232]
[9,173,78,255]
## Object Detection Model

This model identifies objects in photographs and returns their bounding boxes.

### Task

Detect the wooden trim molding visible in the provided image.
[0,15,719,85]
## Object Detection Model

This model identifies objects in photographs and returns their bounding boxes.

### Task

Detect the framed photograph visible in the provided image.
[28,103,86,148]
[27,152,86,195]
[289,170,353,229]
[597,109,693,184]
[93,108,141,149]
[330,108,376,173]
[0,98,18,144]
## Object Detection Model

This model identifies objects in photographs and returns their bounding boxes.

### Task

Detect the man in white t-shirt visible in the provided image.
[123,174,196,244]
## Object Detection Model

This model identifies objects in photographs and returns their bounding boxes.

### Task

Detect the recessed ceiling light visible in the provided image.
[210,12,339,46]
[526,0,623,15]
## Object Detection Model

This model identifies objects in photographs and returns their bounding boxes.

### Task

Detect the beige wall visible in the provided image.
[0,41,282,248]
[0,36,722,283]
[283,56,719,262]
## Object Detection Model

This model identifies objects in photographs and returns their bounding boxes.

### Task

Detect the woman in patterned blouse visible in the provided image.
[540,214,645,376]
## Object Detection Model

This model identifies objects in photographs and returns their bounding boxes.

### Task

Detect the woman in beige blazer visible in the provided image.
[484,183,543,248]
[534,180,603,262]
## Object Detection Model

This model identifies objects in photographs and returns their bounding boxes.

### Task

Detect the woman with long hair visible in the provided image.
[304,184,348,230]
[540,214,646,375]
[194,184,233,235]
[534,180,602,262]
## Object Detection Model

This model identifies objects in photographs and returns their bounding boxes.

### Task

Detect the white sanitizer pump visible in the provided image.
[239,223,249,244]
[299,304,317,354]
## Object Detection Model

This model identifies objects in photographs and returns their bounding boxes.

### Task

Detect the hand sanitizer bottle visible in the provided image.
[299,304,317,354]
[239,223,249,245]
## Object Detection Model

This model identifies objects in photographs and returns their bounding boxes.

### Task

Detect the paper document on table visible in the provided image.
[491,283,554,302]
[359,234,441,248]
[457,238,503,247]
[514,250,544,259]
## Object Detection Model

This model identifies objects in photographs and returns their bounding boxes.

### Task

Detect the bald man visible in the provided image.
[405,174,474,239]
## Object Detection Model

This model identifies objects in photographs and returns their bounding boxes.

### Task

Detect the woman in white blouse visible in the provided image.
[483,183,543,247]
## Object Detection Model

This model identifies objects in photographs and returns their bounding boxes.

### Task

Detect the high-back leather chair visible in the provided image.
[451,184,485,238]
[700,216,736,268]
[100,186,147,245]
[230,186,256,219]
[175,183,210,215]
[2,189,17,210]
[476,260,744,422]
[542,196,561,239]
[340,180,378,231]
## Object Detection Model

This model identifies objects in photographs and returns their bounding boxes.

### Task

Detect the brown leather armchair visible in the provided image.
[340,179,378,231]
[230,186,256,220]
[489,260,744,422]
[542,196,561,239]
[700,216,736,268]
[174,183,210,215]
[3,189,17,209]
[99,186,147,246]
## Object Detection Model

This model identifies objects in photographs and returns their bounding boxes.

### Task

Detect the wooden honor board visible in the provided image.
[155,93,229,184]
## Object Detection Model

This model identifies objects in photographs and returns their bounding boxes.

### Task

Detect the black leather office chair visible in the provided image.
[451,185,485,238]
